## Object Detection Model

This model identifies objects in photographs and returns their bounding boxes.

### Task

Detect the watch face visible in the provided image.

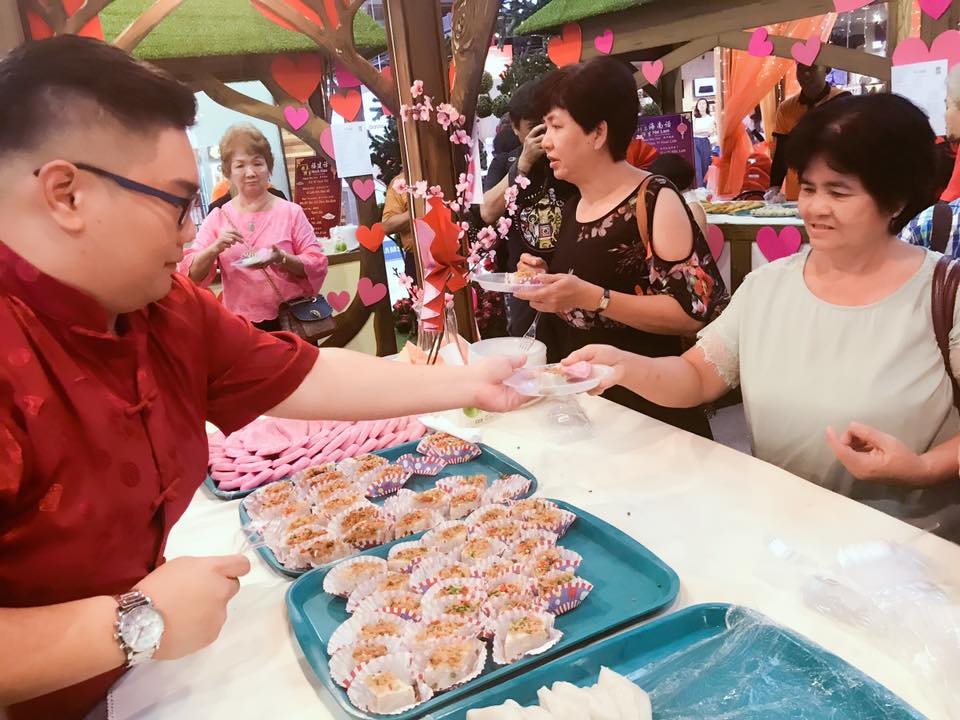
[119,606,165,653]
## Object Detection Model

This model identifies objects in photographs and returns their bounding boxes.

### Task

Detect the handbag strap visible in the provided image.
[930,201,953,254]
[634,174,657,254]
[932,254,960,411]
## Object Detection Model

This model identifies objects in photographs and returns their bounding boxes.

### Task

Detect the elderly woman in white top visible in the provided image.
[566,94,960,540]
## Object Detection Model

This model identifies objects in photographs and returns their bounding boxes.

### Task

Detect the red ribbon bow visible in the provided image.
[422,197,468,318]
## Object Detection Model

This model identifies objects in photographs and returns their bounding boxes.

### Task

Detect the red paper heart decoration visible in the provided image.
[594,29,614,55]
[352,178,376,201]
[921,0,951,19]
[330,89,362,122]
[893,31,960,69]
[791,36,822,67]
[283,106,309,130]
[326,291,351,312]
[833,0,872,10]
[335,64,362,89]
[357,277,387,306]
[357,223,386,252]
[26,0,103,40]
[547,23,582,67]
[271,55,323,103]
[756,226,802,262]
[641,60,664,86]
[748,28,774,58]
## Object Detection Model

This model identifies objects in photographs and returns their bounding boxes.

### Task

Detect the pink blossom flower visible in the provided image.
[450,129,470,145]
[413,180,429,198]
[515,174,531,190]
[436,109,453,130]
[428,185,444,198]
[392,177,409,194]
[411,80,424,98]
[468,252,481,266]
[449,201,461,213]
[504,185,519,205]
[477,226,498,249]
[455,173,473,195]
[399,273,414,289]
[400,104,412,121]
[462,189,474,205]
[497,217,512,237]
[460,221,470,232]
[417,104,431,121]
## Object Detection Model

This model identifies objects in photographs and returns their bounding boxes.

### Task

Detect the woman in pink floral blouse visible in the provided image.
[181,124,328,330]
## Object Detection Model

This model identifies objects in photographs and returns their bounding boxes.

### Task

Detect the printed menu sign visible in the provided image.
[636,113,695,168]
[294,156,342,238]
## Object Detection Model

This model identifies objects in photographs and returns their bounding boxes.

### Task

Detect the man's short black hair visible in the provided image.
[537,57,638,162]
[787,93,937,234]
[0,35,196,158]
[508,78,545,126]
[647,154,695,191]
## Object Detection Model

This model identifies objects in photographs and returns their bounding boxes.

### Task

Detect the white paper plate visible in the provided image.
[503,363,613,397]
[471,272,541,294]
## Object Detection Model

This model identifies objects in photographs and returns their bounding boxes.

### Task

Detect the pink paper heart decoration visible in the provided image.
[335,63,361,88]
[893,31,960,69]
[920,0,951,18]
[320,127,336,160]
[357,277,387,307]
[706,225,725,261]
[594,29,614,54]
[833,0,871,11]
[748,28,774,57]
[351,178,376,201]
[791,36,822,67]
[326,291,350,312]
[756,226,802,262]
[283,105,309,130]
[641,60,664,86]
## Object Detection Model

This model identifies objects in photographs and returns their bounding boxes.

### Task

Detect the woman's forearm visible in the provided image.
[187,247,217,283]
[620,353,710,408]
[917,433,960,485]
[601,289,705,335]
[279,252,307,278]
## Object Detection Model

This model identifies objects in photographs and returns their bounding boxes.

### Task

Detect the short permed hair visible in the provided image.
[220,124,275,173]
[537,57,639,162]
[0,35,196,158]
[787,93,937,234]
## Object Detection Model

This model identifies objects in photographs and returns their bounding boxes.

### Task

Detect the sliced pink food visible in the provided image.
[234,459,272,473]
[562,361,593,382]
[289,456,314,473]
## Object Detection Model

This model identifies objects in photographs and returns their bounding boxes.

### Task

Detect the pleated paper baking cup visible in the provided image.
[405,615,483,652]
[465,503,511,530]
[416,638,487,692]
[327,501,384,537]
[458,535,509,566]
[470,555,523,581]
[342,518,395,551]
[339,453,391,479]
[490,608,562,665]
[522,507,577,538]
[410,557,474,594]
[327,609,414,656]
[536,571,593,615]
[447,488,485,520]
[509,497,561,522]
[435,474,488,495]
[416,433,481,465]
[329,636,404,688]
[406,488,451,518]
[346,652,433,716]
[347,572,413,614]
[525,546,583,576]
[474,519,526,545]
[482,474,532,504]
[421,578,486,617]
[510,531,559,562]
[393,508,446,541]
[421,520,469,555]
[359,464,413,499]
[355,589,424,621]
[386,541,435,574]
[323,556,388,598]
[396,453,447,477]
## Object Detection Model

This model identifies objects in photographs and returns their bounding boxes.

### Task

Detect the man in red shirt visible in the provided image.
[0,37,525,719]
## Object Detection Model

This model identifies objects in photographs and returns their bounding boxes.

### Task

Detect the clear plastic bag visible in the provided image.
[544,395,593,442]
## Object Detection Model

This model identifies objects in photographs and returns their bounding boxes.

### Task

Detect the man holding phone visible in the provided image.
[481,79,575,336]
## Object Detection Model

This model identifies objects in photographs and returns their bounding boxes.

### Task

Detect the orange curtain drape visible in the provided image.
[717,14,837,197]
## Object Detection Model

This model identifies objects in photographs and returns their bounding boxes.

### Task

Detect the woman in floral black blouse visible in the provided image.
[515,58,728,437]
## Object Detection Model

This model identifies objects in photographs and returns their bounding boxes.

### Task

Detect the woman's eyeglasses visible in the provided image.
[33,162,200,228]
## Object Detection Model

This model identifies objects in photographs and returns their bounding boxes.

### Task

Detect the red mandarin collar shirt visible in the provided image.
[0,243,318,720]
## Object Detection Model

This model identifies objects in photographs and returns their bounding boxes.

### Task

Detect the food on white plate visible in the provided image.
[560,361,593,382]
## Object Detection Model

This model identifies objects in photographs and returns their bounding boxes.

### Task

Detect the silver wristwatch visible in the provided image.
[114,590,165,667]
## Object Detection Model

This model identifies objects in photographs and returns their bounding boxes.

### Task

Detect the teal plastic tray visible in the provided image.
[432,603,925,720]
[286,499,680,720]
[241,441,539,578]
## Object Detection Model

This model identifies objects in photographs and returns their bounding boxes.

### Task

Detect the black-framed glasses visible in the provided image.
[33,162,200,228]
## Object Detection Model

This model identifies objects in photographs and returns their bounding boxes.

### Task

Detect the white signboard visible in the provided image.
[892,59,948,137]
[331,121,375,178]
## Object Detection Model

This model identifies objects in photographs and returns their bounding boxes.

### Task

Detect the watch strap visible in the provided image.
[597,288,611,312]
[114,591,156,667]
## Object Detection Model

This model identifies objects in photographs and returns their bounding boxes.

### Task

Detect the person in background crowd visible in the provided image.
[744,105,765,145]
[645,153,709,239]
[483,116,521,195]
[567,94,960,540]
[481,78,576,337]
[381,169,417,279]
[692,98,716,188]
[766,63,849,202]
[181,124,328,331]
[902,64,960,257]
[514,58,728,437]
[0,37,528,720]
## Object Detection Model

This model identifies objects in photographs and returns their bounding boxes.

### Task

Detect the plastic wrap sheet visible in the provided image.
[630,606,923,720]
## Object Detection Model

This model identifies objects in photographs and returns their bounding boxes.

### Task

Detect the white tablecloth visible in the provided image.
[706,213,806,226]
[109,396,960,719]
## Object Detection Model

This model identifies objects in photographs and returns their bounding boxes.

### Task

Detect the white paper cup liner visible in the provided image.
[242,482,297,522]
[327,610,414,656]
[323,556,389,598]
[448,489,485,520]
[342,518,395,551]
[536,572,593,615]
[407,488,451,518]
[483,474,532,504]
[406,615,484,651]
[471,556,523,581]
[465,504,512,530]
[383,489,418,518]
[509,531,558,562]
[421,520,469,554]
[359,464,413,499]
[484,573,536,601]
[525,546,583,576]
[421,578,486,616]
[393,508,445,541]
[290,462,340,487]
[509,497,560,520]
[459,536,509,566]
[346,652,433,715]
[330,636,404,688]
[523,507,577,538]
[339,453,391,479]
[327,501,384,537]
[410,557,474,594]
[386,540,434,574]
[416,638,488,692]
[316,489,368,522]
[355,589,425,621]
[347,572,414,613]
[491,608,562,665]
[287,535,354,570]
[436,474,489,495]
[474,519,526,546]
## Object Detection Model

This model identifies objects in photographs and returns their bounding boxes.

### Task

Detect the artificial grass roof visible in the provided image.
[98,0,387,60]
[516,0,655,35]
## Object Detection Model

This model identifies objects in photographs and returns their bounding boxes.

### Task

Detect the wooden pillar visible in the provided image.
[383,0,476,341]
[661,68,684,115]
[0,0,25,53]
